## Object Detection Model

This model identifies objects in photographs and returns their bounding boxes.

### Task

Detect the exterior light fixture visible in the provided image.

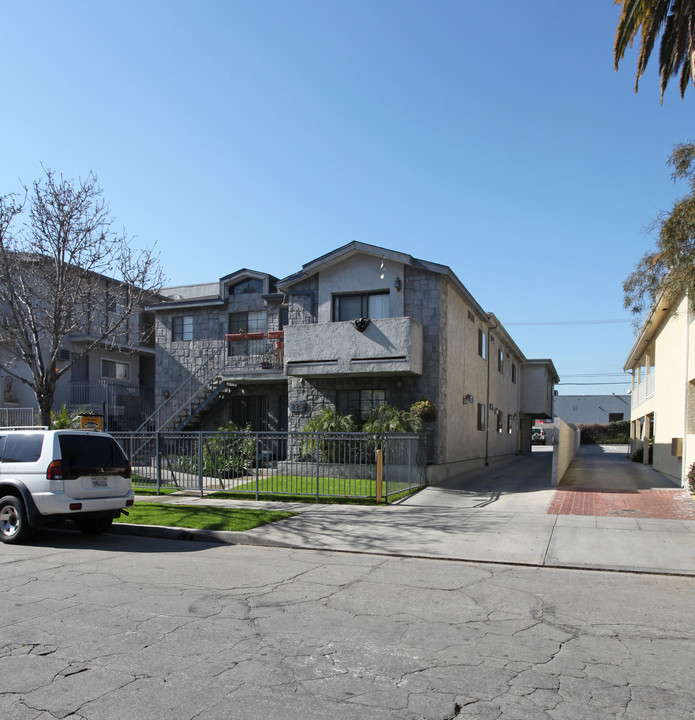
[464,394,474,404]
[394,276,402,291]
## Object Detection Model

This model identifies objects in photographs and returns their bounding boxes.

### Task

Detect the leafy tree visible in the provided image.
[0,169,164,425]
[614,0,695,100]
[623,142,695,318]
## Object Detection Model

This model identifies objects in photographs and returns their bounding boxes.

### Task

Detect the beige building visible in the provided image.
[624,292,695,486]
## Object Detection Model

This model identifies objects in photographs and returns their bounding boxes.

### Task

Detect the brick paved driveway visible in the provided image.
[549,444,695,520]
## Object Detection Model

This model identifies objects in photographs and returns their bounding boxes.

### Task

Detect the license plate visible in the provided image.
[90,478,109,488]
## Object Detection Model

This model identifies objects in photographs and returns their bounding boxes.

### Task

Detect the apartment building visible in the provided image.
[624,291,694,485]
[150,242,558,482]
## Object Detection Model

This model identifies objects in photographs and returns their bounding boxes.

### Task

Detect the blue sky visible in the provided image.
[2,1,694,396]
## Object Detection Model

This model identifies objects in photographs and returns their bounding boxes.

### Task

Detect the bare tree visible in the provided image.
[0,169,164,425]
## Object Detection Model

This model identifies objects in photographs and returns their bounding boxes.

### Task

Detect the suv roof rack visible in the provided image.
[2,426,50,431]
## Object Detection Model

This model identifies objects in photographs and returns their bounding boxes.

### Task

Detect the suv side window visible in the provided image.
[2,434,44,463]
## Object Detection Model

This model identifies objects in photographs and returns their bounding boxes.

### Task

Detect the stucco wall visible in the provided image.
[317,255,405,323]
[552,417,580,486]
[651,295,688,482]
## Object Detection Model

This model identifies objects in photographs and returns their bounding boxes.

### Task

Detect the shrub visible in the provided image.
[630,447,644,463]
[50,405,88,429]
[410,399,437,423]
[579,420,630,445]
[173,421,257,479]
[363,405,422,433]
[301,408,356,462]
[687,462,695,494]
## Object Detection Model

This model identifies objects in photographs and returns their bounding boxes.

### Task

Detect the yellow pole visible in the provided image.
[376,449,383,503]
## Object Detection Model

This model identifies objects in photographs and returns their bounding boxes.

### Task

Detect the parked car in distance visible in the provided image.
[0,428,134,544]
[531,427,546,445]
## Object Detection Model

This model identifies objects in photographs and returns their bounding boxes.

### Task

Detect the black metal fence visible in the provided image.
[111,430,427,501]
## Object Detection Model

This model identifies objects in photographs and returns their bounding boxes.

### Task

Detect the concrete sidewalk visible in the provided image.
[119,446,695,576]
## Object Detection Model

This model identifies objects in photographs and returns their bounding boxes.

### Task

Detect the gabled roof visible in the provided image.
[277,241,489,321]
[623,291,680,371]
[151,269,278,312]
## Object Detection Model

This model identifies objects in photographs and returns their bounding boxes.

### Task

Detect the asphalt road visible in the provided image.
[2,531,694,719]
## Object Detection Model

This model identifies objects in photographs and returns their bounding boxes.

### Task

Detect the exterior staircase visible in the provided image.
[137,343,228,433]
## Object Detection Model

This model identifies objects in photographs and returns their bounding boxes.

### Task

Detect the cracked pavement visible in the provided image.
[2,532,694,719]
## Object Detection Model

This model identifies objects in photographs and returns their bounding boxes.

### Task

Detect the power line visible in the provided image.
[505,319,631,326]
[558,382,631,386]
[561,373,630,378]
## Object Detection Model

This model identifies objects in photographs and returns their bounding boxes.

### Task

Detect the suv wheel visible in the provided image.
[0,495,33,544]
[75,516,113,535]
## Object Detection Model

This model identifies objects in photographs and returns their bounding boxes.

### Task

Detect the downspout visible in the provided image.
[485,320,497,466]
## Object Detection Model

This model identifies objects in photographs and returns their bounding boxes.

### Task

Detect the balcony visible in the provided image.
[222,333,285,382]
[284,317,423,377]
[632,370,655,408]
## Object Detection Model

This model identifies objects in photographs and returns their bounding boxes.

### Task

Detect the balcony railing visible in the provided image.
[225,332,284,371]
[632,370,655,408]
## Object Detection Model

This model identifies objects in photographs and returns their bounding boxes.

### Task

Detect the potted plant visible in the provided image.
[410,399,437,423]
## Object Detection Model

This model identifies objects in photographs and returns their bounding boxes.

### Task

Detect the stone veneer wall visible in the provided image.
[155,292,268,398]
[155,306,226,401]
[403,266,443,462]
[287,276,318,324]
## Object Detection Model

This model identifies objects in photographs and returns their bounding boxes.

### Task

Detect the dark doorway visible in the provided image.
[230,395,268,430]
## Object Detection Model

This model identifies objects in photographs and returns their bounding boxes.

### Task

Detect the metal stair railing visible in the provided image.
[136,342,228,433]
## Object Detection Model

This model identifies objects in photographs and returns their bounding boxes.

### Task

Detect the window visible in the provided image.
[228,311,267,335]
[333,292,389,322]
[230,278,263,295]
[140,312,155,348]
[102,359,130,381]
[477,403,485,431]
[478,329,486,359]
[507,414,513,434]
[1,434,44,463]
[336,389,386,423]
[497,411,503,433]
[609,413,624,422]
[228,311,267,356]
[512,363,517,384]
[172,315,193,341]
[498,349,504,373]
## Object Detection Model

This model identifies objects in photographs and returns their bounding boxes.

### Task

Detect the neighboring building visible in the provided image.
[553,395,630,425]
[0,269,158,430]
[624,292,694,486]
[149,243,558,482]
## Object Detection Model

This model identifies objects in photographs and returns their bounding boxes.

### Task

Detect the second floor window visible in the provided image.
[478,329,487,359]
[333,291,389,322]
[230,278,263,295]
[172,315,193,341]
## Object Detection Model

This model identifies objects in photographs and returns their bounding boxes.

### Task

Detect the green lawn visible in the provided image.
[115,502,295,532]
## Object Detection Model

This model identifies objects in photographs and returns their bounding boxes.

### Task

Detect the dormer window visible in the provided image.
[229,278,263,295]
[333,291,389,322]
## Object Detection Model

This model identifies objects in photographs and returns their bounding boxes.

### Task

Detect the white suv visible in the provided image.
[0,428,134,544]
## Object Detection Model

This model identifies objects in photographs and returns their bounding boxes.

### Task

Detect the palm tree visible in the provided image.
[614,0,695,100]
